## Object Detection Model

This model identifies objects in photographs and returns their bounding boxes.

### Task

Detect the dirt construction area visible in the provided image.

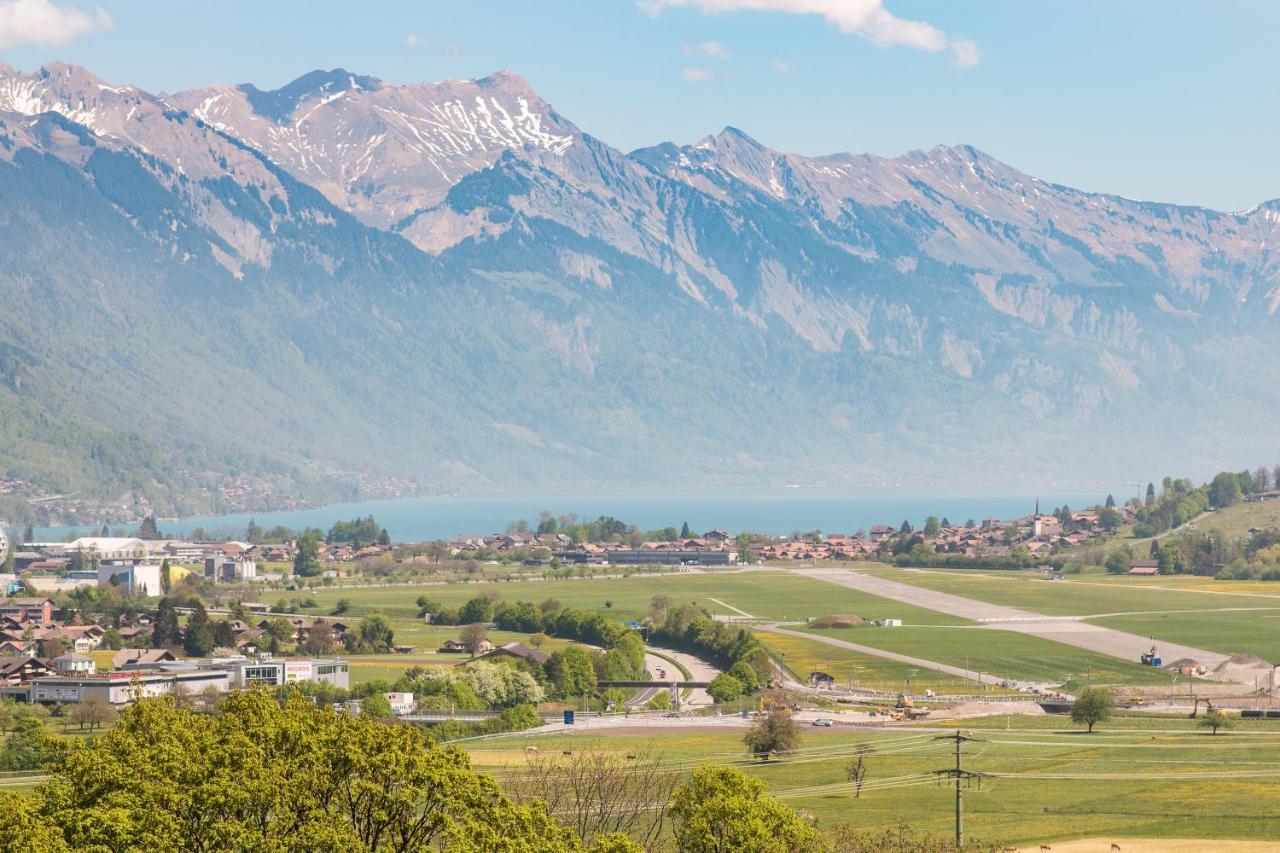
[1022,840,1280,852]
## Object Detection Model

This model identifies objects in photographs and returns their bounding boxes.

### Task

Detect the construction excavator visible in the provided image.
[1189,696,1215,719]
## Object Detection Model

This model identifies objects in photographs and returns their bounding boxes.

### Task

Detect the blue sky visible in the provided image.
[1,0,1277,210]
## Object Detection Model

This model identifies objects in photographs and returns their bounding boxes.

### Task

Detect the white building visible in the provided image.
[52,653,96,674]
[33,668,231,706]
[97,562,163,596]
[63,537,149,563]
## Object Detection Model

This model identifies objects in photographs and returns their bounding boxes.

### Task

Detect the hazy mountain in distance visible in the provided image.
[1,60,1278,518]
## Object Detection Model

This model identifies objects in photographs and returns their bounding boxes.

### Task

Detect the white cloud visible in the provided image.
[404,33,424,51]
[641,0,980,66]
[682,66,713,81]
[771,59,792,73]
[682,39,732,61]
[0,0,110,49]
[951,37,980,68]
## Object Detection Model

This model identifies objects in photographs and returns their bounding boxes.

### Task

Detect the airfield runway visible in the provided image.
[793,567,1236,678]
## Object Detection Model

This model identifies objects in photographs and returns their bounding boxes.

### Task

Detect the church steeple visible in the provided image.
[1035,497,1040,517]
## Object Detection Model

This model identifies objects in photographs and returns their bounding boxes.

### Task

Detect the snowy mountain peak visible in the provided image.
[169,68,577,228]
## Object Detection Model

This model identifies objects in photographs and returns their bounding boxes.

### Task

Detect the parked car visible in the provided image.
[811,717,834,727]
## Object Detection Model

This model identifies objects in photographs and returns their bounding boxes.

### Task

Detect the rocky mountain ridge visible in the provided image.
[0,61,1276,513]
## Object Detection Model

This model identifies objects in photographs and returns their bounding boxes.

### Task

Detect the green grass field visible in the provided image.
[792,625,1181,688]
[853,566,1280,617]
[753,628,983,694]
[469,719,1280,847]
[307,572,972,626]
[1089,610,1280,664]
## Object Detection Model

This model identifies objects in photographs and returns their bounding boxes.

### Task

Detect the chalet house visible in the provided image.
[234,628,266,653]
[702,529,732,544]
[868,525,896,542]
[463,642,549,667]
[0,597,55,625]
[0,640,35,657]
[0,657,53,686]
[1128,559,1160,576]
[255,617,348,646]
[439,638,494,655]
[112,648,177,669]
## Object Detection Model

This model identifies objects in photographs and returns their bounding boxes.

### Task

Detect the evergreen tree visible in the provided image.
[1145,483,1156,506]
[1105,494,1116,509]
[138,516,159,539]
[183,603,214,657]
[152,598,180,649]
[21,524,32,544]
[159,559,172,595]
[680,521,692,539]
[378,528,390,546]
[212,619,236,649]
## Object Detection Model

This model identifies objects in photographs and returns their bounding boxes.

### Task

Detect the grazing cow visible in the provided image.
[1111,845,1121,852]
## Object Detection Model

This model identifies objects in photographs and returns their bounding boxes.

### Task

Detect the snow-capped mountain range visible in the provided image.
[0,61,1277,501]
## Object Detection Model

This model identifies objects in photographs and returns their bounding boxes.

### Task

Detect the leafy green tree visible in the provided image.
[549,645,597,699]
[360,692,394,720]
[353,613,395,654]
[326,515,383,546]
[707,673,745,704]
[459,596,494,625]
[743,708,800,760]
[1199,708,1233,735]
[100,628,123,650]
[0,717,64,771]
[1071,686,1114,733]
[159,558,172,595]
[183,602,215,657]
[668,765,820,853]
[922,516,941,537]
[8,690,599,851]
[727,661,759,692]
[1104,550,1130,575]
[1209,471,1243,509]
[293,532,322,577]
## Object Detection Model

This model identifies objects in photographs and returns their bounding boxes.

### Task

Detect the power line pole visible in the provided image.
[932,730,985,849]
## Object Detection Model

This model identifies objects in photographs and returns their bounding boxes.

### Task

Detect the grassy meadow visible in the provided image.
[306,571,973,626]
[791,625,1181,688]
[469,717,1280,847]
